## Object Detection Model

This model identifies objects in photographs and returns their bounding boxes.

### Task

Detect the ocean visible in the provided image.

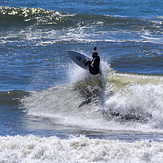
[1,0,163,162]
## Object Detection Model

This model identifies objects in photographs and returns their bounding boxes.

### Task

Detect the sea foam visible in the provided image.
[0,135,163,163]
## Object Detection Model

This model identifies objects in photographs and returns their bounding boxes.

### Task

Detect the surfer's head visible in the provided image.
[93,46,97,51]
[92,51,98,58]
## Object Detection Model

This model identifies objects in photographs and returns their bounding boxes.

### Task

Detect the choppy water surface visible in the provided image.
[1,0,163,162]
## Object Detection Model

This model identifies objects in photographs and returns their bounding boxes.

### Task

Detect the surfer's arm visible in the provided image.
[91,61,94,68]
[84,59,88,66]
[91,58,95,67]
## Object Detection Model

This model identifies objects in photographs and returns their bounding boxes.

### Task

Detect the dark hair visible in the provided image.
[94,46,97,50]
[92,51,98,58]
[94,51,98,56]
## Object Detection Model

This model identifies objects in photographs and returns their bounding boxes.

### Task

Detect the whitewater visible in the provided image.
[1,0,163,162]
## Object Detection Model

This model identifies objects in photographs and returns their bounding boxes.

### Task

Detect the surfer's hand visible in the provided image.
[84,59,87,66]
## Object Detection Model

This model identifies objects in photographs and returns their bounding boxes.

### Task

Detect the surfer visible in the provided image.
[85,46,100,75]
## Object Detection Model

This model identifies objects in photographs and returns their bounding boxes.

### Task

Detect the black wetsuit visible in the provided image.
[86,55,100,75]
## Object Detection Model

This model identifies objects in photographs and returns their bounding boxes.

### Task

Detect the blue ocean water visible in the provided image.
[1,0,163,162]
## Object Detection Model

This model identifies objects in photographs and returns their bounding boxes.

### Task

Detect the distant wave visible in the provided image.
[0,6,75,28]
[1,6,163,31]
[1,6,163,45]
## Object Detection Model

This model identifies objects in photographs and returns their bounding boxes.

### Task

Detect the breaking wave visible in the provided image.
[1,6,163,44]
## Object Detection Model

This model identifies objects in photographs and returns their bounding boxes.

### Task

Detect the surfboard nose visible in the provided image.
[67,50,91,70]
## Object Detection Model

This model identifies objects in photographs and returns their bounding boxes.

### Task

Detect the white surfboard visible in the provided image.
[67,50,91,69]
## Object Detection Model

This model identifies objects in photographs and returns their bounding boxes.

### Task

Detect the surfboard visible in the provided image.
[67,50,91,70]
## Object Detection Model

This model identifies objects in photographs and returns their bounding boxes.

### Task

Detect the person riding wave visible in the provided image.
[85,46,100,75]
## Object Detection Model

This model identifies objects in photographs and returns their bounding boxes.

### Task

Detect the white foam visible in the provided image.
[0,135,163,163]
[68,63,88,83]
[20,64,163,134]
[105,83,163,130]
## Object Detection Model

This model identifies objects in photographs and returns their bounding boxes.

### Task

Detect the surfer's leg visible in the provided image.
[85,61,95,74]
